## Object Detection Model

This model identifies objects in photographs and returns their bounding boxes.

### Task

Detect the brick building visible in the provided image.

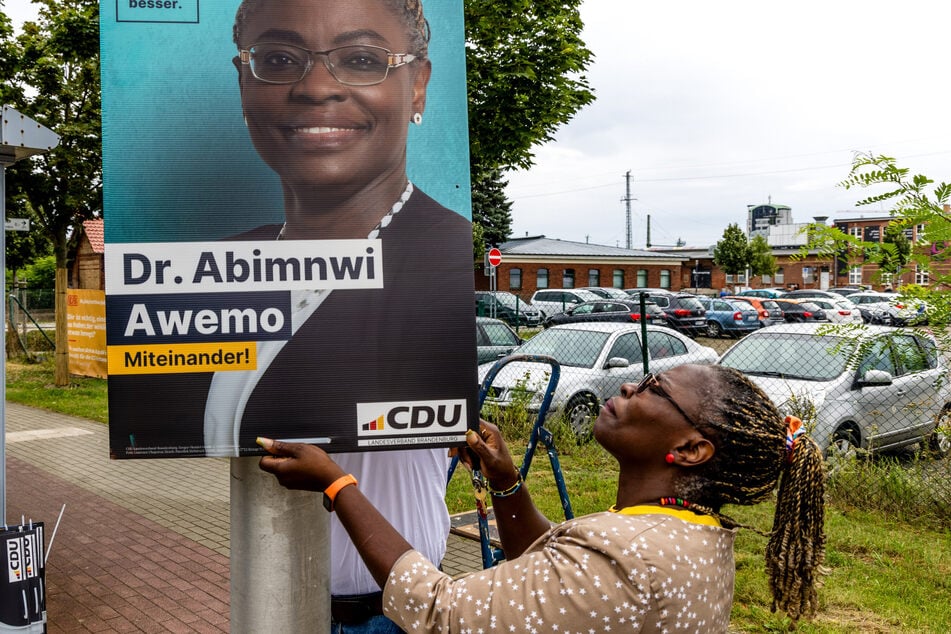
[476,235,687,301]
[72,218,104,290]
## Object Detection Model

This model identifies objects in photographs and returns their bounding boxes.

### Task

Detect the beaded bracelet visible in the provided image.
[487,474,524,498]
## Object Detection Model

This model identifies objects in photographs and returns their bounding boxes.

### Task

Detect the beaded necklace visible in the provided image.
[276,180,414,240]
[609,502,721,527]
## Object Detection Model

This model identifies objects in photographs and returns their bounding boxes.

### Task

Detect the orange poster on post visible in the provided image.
[67,289,107,379]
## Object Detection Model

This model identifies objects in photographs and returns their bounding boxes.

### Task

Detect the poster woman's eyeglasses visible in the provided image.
[238,43,416,86]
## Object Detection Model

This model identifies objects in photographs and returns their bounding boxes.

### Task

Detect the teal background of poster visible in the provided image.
[100,0,472,243]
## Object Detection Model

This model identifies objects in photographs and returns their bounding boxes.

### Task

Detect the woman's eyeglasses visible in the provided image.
[635,373,700,429]
[239,43,416,86]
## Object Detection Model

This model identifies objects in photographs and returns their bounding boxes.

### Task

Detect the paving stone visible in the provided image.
[5,402,484,631]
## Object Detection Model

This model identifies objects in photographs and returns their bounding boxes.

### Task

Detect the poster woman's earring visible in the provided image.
[412,112,423,126]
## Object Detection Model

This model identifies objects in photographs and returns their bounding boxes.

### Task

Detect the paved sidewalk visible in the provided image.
[5,403,482,632]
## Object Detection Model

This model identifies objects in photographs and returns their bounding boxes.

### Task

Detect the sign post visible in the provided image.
[0,106,58,633]
[0,106,59,523]
[486,247,502,294]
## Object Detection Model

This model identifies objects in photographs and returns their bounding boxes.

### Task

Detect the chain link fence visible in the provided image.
[477,316,951,529]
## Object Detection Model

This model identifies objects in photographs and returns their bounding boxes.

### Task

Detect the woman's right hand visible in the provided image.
[463,420,520,490]
[257,437,346,492]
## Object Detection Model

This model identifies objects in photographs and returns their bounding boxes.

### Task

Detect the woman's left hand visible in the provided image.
[257,437,346,492]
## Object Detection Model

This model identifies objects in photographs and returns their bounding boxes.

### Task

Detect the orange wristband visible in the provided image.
[323,474,358,512]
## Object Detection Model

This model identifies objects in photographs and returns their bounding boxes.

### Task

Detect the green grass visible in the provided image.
[6,357,108,423]
[9,360,951,632]
[449,410,951,633]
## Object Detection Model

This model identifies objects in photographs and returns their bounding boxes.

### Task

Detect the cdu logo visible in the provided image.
[6,537,22,582]
[357,400,467,437]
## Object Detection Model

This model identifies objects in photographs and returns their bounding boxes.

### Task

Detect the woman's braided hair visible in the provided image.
[675,365,826,621]
[233,0,431,60]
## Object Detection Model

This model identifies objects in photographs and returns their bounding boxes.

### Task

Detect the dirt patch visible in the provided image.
[812,605,905,632]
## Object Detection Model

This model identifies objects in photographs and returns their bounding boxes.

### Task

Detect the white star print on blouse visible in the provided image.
[382,509,737,633]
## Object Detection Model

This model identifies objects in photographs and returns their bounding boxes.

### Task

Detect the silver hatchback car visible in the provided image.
[718,323,950,457]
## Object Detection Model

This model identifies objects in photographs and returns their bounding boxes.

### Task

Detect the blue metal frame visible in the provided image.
[449,353,572,568]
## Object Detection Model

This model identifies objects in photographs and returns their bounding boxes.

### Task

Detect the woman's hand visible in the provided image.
[462,420,520,490]
[257,437,346,492]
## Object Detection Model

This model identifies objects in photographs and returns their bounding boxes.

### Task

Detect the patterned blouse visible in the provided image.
[383,506,736,633]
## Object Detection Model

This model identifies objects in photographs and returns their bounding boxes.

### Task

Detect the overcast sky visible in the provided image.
[5,0,948,249]
[505,0,951,249]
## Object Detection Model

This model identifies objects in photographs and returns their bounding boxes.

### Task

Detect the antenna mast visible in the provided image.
[621,170,634,249]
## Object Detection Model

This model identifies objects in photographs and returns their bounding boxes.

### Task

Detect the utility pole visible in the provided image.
[621,171,634,249]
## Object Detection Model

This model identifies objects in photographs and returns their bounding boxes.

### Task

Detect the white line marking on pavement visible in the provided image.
[7,427,95,443]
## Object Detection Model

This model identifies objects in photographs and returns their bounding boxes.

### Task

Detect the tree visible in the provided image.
[836,152,951,330]
[464,0,594,244]
[471,167,513,248]
[748,234,777,278]
[4,0,101,385]
[879,220,912,278]
[712,223,752,280]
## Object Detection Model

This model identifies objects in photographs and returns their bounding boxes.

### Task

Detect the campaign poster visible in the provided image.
[67,289,108,379]
[100,0,478,458]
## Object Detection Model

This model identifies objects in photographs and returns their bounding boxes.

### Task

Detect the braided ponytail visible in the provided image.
[676,366,826,621]
[766,432,826,619]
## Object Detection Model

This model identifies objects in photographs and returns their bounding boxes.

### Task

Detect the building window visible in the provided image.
[588,269,600,287]
[849,226,863,239]
[916,223,927,243]
[659,269,671,289]
[774,268,785,284]
[636,269,648,287]
[536,268,548,289]
[563,269,575,288]
[613,269,624,288]
[915,265,930,285]
[802,267,814,284]
[509,267,522,290]
[725,273,734,284]
[848,266,862,285]
[761,274,772,285]
[881,272,893,289]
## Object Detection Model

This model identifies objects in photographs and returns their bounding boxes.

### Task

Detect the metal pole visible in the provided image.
[230,457,330,633]
[623,171,632,250]
[638,292,649,374]
[1,163,7,522]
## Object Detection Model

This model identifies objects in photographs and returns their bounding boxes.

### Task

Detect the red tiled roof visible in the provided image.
[83,218,104,253]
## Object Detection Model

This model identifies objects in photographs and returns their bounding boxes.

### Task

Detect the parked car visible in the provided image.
[544,299,666,328]
[773,299,828,322]
[848,292,928,326]
[654,293,707,337]
[878,293,929,326]
[827,286,865,297]
[723,295,784,328]
[475,291,544,327]
[782,289,856,305]
[478,323,718,437]
[846,292,897,325]
[737,288,786,299]
[578,286,632,300]
[529,289,602,317]
[476,316,524,365]
[796,297,862,324]
[718,322,950,457]
[696,297,761,338]
[624,287,674,297]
